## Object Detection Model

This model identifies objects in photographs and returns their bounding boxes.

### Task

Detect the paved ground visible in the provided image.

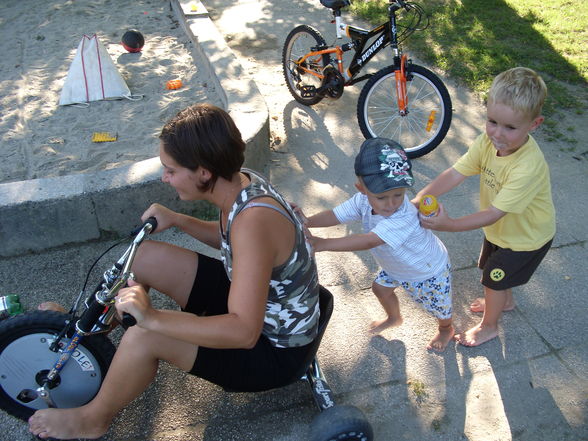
[0,0,587,440]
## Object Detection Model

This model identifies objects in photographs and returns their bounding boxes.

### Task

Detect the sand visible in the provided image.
[0,0,222,184]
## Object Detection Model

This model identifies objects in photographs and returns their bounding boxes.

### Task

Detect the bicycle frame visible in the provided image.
[23,220,156,408]
[293,1,408,110]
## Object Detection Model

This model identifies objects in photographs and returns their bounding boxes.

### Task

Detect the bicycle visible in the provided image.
[0,217,373,440]
[282,0,452,158]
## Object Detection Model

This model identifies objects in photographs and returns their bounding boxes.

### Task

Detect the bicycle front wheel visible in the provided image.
[282,25,331,106]
[0,311,115,421]
[357,64,452,158]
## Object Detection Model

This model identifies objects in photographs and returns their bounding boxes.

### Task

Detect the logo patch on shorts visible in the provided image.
[490,268,505,281]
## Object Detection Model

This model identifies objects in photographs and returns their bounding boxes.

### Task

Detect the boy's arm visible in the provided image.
[412,167,466,205]
[420,204,505,232]
[310,231,384,252]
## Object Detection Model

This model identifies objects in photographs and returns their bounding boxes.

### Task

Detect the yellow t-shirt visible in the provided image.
[453,133,555,251]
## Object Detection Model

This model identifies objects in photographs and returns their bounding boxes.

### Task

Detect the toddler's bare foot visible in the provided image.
[427,324,455,352]
[454,323,498,347]
[29,407,110,440]
[38,302,67,313]
[469,297,515,313]
[369,316,403,334]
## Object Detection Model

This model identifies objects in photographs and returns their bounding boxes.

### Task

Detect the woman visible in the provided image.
[29,104,320,440]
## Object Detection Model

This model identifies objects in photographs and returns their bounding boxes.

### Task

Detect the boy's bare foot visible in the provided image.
[469,297,515,313]
[369,316,403,334]
[38,302,67,313]
[454,323,498,347]
[29,407,110,440]
[427,324,455,352]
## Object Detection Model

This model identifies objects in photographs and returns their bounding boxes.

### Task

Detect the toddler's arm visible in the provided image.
[310,232,384,253]
[306,210,340,228]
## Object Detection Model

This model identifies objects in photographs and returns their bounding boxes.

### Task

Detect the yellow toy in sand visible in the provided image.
[92,132,118,142]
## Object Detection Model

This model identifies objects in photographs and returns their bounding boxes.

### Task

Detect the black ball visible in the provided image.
[121,29,145,53]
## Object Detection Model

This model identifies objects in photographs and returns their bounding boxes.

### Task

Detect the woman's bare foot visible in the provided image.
[454,323,498,347]
[427,324,455,352]
[369,316,403,334]
[469,297,515,313]
[29,407,110,440]
[38,302,67,313]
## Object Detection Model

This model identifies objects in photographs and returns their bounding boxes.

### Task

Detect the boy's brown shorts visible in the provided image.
[478,238,553,290]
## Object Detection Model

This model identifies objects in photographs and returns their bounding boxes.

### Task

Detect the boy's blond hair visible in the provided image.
[487,67,547,119]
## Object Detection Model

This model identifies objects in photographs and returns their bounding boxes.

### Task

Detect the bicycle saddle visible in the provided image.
[320,0,350,11]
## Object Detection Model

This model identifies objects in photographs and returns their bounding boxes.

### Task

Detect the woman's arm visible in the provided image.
[142,203,221,249]
[116,287,264,349]
[124,201,291,349]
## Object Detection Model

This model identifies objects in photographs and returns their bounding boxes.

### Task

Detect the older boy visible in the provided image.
[414,67,556,346]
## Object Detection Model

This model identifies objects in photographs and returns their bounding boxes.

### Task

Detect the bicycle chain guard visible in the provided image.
[320,66,345,99]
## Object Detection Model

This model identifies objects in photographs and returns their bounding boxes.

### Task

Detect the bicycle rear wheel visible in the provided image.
[0,311,115,421]
[357,64,452,158]
[282,25,331,106]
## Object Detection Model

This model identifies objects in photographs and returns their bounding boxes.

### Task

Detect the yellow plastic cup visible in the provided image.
[419,195,438,217]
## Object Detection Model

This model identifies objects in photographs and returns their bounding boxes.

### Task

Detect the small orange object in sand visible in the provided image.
[166,79,183,90]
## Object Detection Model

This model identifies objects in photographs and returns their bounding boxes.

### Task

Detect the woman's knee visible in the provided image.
[120,325,152,348]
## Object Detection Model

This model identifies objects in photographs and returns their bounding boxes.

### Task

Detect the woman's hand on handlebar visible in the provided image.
[141,203,177,233]
[115,284,153,326]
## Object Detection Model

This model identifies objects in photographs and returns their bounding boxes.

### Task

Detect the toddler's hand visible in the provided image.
[302,224,325,254]
[290,202,309,226]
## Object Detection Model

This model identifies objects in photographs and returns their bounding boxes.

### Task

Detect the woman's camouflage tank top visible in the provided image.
[220,169,319,348]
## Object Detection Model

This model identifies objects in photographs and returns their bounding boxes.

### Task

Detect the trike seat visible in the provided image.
[283,285,334,385]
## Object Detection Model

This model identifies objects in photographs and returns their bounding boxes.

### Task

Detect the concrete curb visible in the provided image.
[0,0,270,258]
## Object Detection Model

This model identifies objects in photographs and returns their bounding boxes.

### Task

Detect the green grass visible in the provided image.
[350,0,588,141]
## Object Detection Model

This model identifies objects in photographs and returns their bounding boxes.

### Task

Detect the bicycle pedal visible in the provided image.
[300,85,317,98]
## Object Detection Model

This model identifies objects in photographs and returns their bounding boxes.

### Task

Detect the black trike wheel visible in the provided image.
[357,63,452,158]
[282,25,331,106]
[0,311,115,421]
[310,404,374,441]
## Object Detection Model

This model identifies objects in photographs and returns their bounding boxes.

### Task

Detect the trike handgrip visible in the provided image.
[130,216,159,236]
[145,216,158,232]
[122,312,137,328]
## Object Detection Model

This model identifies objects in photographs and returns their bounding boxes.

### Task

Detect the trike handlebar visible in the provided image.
[76,216,158,333]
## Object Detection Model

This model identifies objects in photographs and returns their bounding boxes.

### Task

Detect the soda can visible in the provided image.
[419,195,439,217]
[0,294,24,319]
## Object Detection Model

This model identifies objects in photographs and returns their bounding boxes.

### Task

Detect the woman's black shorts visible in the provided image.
[184,253,315,392]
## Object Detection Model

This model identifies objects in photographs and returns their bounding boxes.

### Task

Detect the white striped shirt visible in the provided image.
[333,193,449,282]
